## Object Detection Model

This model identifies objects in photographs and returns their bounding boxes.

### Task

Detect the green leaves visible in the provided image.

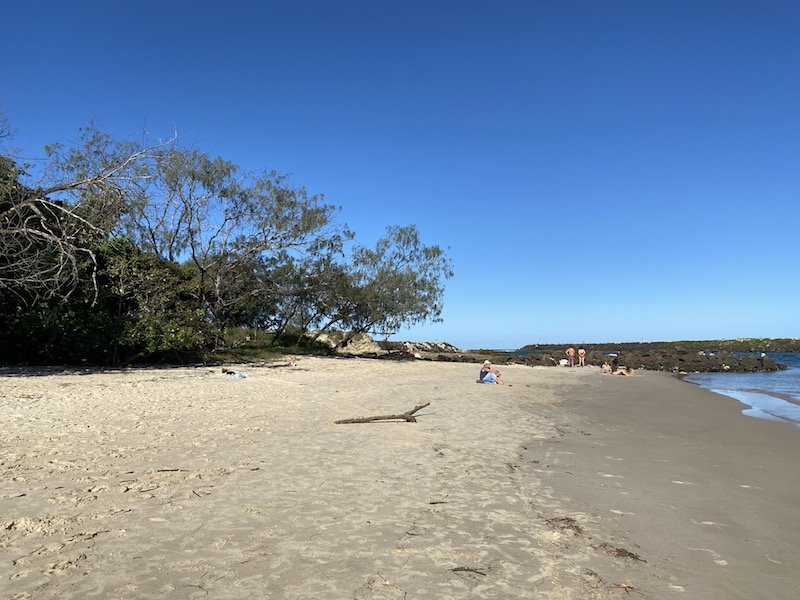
[1,118,454,364]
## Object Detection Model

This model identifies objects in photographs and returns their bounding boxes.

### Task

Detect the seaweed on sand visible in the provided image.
[545,516,585,535]
[593,542,647,563]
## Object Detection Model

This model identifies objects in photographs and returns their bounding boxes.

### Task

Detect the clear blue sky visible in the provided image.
[3,1,799,349]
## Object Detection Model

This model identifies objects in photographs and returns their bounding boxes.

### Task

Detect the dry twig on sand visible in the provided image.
[335,402,431,424]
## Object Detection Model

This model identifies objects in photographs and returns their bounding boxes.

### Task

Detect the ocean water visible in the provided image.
[685,352,800,428]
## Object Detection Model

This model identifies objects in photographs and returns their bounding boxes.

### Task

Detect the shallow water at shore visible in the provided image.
[686,352,800,427]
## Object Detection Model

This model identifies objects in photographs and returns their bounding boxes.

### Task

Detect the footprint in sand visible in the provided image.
[688,547,728,566]
[765,555,782,564]
[691,519,729,528]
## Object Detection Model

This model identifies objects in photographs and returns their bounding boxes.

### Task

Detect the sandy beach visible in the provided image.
[2,358,799,599]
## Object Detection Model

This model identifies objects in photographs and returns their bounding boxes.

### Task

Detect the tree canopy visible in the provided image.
[0,114,453,364]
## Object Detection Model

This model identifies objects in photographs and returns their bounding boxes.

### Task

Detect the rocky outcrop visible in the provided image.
[519,338,800,354]
[358,338,786,373]
[604,349,781,373]
[314,332,386,356]
[406,345,783,373]
[378,341,462,354]
[512,349,782,372]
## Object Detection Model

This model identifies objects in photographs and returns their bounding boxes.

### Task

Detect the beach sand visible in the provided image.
[2,358,799,599]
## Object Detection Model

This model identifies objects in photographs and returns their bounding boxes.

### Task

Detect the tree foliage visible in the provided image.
[115,147,353,343]
[348,225,453,336]
[1,124,167,304]
[0,115,453,365]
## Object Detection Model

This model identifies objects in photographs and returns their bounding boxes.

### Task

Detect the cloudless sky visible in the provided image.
[3,1,799,348]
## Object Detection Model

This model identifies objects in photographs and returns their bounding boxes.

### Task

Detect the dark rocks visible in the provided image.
[608,350,781,373]
[375,340,786,373]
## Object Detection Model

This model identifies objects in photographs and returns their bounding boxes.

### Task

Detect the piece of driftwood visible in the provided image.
[452,566,487,576]
[335,402,431,424]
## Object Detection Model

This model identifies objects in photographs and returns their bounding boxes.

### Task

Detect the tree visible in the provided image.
[265,250,356,344]
[1,117,455,364]
[350,225,452,336]
[97,238,211,362]
[120,146,351,345]
[0,238,210,364]
[255,225,453,346]
[304,225,453,345]
[0,123,168,304]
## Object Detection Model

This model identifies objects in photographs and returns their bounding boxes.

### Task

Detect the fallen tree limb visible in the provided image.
[335,402,431,424]
[452,566,487,576]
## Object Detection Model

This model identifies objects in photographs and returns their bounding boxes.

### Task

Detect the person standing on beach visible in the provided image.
[566,346,576,367]
[577,347,586,367]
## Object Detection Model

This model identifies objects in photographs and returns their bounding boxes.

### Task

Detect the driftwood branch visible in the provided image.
[335,402,431,424]
[452,566,487,576]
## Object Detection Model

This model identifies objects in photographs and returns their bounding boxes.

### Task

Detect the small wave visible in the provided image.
[709,389,800,428]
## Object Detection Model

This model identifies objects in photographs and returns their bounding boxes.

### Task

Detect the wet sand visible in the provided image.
[1,359,798,599]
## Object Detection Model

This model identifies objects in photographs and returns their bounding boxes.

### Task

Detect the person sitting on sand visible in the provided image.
[600,361,633,376]
[479,360,505,385]
[610,366,633,377]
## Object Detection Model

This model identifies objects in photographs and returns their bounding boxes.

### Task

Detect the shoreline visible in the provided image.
[529,369,800,598]
[682,376,800,408]
[2,359,798,598]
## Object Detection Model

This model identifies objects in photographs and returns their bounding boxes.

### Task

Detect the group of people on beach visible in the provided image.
[565,346,586,367]
[566,346,633,375]
[478,347,634,385]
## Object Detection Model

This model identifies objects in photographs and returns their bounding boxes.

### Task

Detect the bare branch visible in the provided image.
[0,133,176,304]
